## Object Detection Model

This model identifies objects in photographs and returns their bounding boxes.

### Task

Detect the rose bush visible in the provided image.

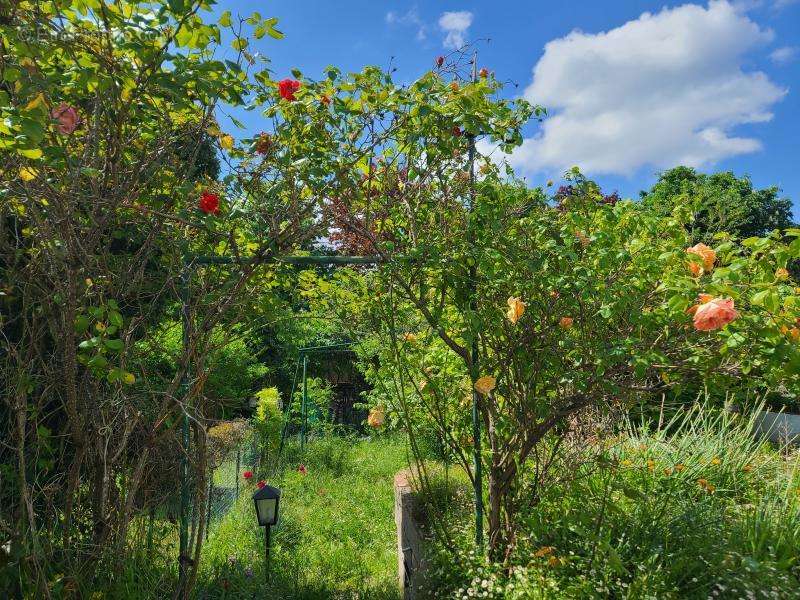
[315,159,800,558]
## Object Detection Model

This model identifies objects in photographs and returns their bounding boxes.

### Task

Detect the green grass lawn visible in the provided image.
[198,435,409,599]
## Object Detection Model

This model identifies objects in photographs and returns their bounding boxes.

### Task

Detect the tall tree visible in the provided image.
[641,167,795,243]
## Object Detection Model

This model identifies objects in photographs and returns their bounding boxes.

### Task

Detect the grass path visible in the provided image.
[198,435,409,599]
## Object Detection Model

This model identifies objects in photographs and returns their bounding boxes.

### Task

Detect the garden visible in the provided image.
[1,1,800,599]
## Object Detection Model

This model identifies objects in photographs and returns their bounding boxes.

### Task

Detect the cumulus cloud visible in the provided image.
[500,1,786,177]
[439,11,473,49]
[770,45,798,63]
[386,8,426,41]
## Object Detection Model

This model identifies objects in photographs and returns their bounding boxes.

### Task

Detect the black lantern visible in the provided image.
[253,484,281,526]
[253,484,281,582]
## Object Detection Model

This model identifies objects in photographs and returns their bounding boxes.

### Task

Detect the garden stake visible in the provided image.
[264,523,272,584]
[236,450,241,499]
[467,50,484,551]
[206,471,213,540]
[278,355,302,456]
[301,354,308,450]
[178,259,192,599]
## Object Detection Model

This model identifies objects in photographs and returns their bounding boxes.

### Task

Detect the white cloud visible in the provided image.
[386,8,426,41]
[499,1,786,177]
[770,45,798,63]
[438,11,473,49]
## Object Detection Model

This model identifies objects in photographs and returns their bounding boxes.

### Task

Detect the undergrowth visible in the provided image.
[197,434,409,599]
[422,405,800,599]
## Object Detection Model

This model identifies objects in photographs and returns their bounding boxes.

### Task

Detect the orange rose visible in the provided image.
[776,268,789,281]
[559,316,573,329]
[474,376,496,395]
[693,297,739,331]
[686,243,716,275]
[367,406,385,428]
[506,296,526,324]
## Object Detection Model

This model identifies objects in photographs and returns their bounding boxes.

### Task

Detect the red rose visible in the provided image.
[452,125,462,137]
[243,470,253,480]
[297,464,307,476]
[257,480,266,489]
[198,191,220,215]
[278,78,301,101]
[436,56,444,67]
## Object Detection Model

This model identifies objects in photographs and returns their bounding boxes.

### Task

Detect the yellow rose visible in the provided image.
[367,406,385,428]
[474,376,496,395]
[506,296,526,324]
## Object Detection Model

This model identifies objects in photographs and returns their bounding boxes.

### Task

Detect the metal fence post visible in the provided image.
[301,354,308,450]
[206,470,213,540]
[178,261,192,595]
[236,449,241,499]
[467,51,484,551]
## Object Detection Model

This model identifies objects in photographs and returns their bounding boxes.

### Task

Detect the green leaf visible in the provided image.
[78,337,100,349]
[232,38,248,51]
[104,339,124,351]
[751,289,780,313]
[74,316,90,333]
[109,310,124,328]
[88,355,108,369]
[218,10,231,26]
[19,148,43,159]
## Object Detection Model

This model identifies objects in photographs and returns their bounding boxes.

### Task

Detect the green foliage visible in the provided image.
[253,387,282,460]
[641,167,796,243]
[199,436,408,599]
[137,322,268,417]
[290,377,334,434]
[322,169,800,553]
[422,404,800,598]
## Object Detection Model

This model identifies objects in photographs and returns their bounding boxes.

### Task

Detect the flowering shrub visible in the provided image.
[335,167,800,557]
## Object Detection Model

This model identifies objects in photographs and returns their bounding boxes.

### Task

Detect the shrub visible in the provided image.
[422,403,800,598]
[253,387,282,463]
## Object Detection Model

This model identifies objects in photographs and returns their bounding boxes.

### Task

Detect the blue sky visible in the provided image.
[216,0,800,217]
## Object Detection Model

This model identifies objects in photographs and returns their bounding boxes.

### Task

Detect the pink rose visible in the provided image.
[52,103,80,135]
[693,297,739,331]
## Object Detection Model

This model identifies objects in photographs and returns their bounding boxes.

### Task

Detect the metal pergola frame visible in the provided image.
[277,342,358,455]
[177,54,486,589]
[176,254,377,588]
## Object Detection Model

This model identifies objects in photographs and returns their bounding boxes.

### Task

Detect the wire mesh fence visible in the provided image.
[206,422,259,538]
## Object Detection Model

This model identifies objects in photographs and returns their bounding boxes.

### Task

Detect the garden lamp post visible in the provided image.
[253,484,281,582]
